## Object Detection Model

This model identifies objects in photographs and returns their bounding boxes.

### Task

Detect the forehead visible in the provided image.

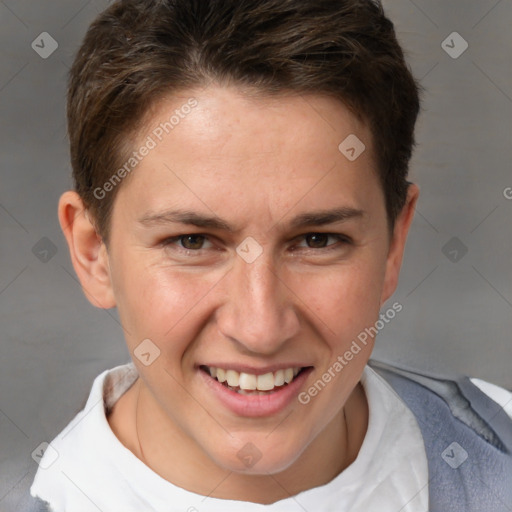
[114,86,380,223]
[146,86,371,157]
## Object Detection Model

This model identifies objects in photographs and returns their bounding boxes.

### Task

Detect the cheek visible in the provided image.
[112,256,224,351]
[297,262,384,424]
[299,257,387,339]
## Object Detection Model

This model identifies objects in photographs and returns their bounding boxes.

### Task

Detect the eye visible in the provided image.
[294,233,352,251]
[162,234,213,251]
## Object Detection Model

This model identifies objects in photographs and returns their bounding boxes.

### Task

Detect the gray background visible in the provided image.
[1,0,511,508]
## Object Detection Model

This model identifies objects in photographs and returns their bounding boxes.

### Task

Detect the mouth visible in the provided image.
[199,365,308,396]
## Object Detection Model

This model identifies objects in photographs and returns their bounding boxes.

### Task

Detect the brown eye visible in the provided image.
[293,233,352,252]
[161,234,213,252]
[305,233,330,248]
[179,234,206,250]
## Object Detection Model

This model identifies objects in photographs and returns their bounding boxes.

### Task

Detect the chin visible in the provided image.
[208,435,306,476]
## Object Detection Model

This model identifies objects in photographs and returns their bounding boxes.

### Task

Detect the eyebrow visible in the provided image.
[138,207,365,232]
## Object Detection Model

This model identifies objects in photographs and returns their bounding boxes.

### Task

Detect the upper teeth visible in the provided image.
[207,366,301,391]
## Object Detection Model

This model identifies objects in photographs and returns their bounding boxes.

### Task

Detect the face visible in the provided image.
[73,86,415,487]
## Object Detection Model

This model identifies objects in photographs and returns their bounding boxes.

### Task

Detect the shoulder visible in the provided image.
[368,358,512,440]
[369,358,512,511]
[27,362,139,511]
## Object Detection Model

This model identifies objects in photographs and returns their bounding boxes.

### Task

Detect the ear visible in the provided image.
[58,191,116,309]
[380,183,420,304]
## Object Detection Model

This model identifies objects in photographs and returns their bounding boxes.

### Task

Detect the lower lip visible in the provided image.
[198,368,313,418]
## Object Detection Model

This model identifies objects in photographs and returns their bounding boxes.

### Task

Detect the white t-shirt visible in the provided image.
[30,361,512,512]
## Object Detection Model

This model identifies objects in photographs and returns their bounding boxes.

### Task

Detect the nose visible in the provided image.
[216,250,301,356]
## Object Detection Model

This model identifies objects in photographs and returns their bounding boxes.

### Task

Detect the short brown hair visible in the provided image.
[67,0,422,245]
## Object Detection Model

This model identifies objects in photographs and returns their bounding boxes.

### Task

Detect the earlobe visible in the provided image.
[380,184,420,305]
[58,191,116,309]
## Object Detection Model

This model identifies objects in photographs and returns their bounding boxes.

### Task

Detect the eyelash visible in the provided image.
[160,233,352,255]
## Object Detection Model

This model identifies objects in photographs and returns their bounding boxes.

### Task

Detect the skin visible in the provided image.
[58,85,419,504]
